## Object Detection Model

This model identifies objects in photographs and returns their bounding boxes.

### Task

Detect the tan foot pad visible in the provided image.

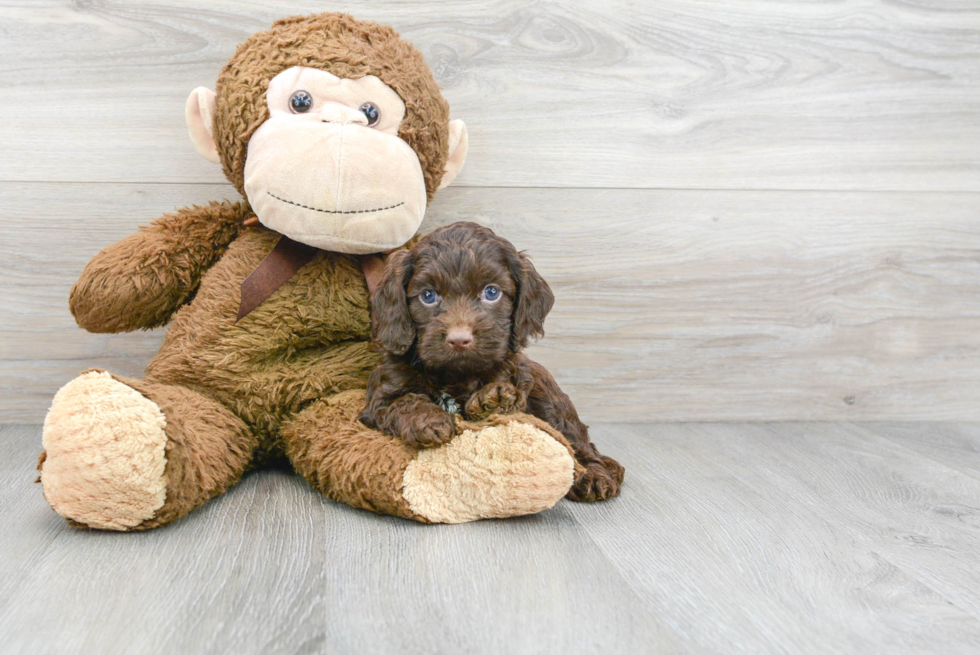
[41,371,168,531]
[401,421,575,523]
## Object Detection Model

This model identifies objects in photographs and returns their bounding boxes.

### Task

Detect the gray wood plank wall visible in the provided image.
[2,1,978,422]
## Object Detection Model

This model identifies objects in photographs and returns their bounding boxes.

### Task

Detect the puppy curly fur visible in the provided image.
[361,222,624,501]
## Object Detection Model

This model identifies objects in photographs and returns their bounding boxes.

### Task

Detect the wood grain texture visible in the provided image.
[740,422,980,620]
[0,447,333,654]
[618,421,980,629]
[2,2,978,421]
[0,1,977,190]
[5,422,980,654]
[315,506,673,654]
[3,182,979,422]
[862,422,980,481]
[0,425,679,655]
[579,423,980,653]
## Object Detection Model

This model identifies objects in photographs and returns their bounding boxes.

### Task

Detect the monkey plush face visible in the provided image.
[242,66,428,252]
[184,14,468,254]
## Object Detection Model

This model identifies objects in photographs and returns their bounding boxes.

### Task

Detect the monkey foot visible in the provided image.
[40,371,169,530]
[401,419,575,523]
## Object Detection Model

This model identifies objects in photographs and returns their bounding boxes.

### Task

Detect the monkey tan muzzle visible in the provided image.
[244,118,426,254]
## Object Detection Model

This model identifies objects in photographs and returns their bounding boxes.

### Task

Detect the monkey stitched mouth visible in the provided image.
[268,191,404,215]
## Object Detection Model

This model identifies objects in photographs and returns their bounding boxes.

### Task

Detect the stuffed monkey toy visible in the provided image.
[37,13,616,531]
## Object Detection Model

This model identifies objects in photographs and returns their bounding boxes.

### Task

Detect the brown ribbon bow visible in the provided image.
[237,234,388,322]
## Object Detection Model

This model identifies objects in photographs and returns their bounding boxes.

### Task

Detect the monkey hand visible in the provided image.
[70,201,247,333]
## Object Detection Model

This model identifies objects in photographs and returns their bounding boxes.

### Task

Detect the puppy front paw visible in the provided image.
[465,382,527,420]
[398,405,457,449]
[567,455,624,502]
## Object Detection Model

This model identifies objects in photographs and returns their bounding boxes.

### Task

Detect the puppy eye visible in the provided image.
[482,285,501,302]
[359,102,380,127]
[420,289,439,306]
[290,90,313,114]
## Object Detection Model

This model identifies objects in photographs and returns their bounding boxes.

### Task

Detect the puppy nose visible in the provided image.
[446,327,474,351]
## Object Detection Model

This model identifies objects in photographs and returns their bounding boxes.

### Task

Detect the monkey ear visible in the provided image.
[185,87,221,164]
[373,250,417,355]
[437,119,468,190]
[510,252,555,352]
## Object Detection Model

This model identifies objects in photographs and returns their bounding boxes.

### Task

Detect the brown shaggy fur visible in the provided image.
[42,14,459,529]
[281,389,418,519]
[113,372,258,529]
[214,13,451,202]
[361,223,624,501]
[40,14,587,529]
[66,200,394,523]
[70,201,249,333]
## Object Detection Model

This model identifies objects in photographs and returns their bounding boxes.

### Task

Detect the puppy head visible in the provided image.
[372,222,554,373]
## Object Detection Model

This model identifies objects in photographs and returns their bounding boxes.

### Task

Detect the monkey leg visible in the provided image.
[39,370,257,531]
[281,389,579,523]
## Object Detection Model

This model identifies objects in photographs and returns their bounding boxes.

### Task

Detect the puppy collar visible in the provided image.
[436,392,461,415]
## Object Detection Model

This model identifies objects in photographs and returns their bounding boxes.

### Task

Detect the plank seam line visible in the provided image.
[2,181,980,195]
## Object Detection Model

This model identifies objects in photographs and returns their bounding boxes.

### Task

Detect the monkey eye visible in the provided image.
[289,90,313,114]
[482,285,501,302]
[419,289,439,306]
[359,102,381,127]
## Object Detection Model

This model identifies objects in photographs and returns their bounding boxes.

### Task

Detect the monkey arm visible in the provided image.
[70,200,250,333]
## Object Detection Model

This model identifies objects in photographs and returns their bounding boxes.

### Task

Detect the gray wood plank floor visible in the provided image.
[3,423,980,655]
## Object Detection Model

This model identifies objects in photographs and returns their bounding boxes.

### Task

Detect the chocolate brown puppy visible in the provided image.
[361,222,624,501]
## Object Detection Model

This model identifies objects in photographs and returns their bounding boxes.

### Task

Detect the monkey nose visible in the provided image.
[446,327,474,351]
[318,102,368,126]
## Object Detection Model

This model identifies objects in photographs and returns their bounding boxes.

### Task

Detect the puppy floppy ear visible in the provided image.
[509,251,555,352]
[372,250,416,355]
